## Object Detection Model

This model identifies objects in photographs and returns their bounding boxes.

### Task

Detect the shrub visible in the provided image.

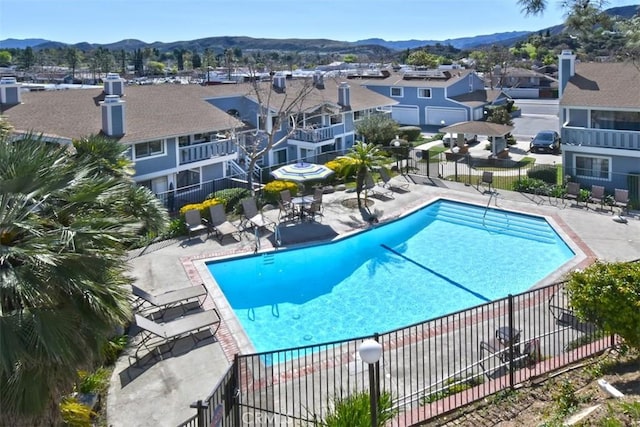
[178,198,221,219]
[101,334,128,365]
[209,187,251,213]
[398,126,422,141]
[262,180,298,204]
[77,368,110,395]
[566,261,640,350]
[60,396,95,426]
[320,390,396,427]
[512,177,547,193]
[527,167,558,185]
[326,157,357,180]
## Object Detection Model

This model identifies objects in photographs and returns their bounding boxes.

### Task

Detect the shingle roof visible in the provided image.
[450,89,508,107]
[440,121,514,136]
[560,62,640,109]
[1,79,396,144]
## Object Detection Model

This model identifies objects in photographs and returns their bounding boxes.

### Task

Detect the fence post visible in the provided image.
[508,294,515,390]
[232,354,241,426]
[426,150,430,176]
[454,159,458,182]
[189,399,209,427]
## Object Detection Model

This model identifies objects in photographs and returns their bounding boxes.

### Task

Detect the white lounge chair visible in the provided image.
[131,283,208,318]
[364,174,394,200]
[131,310,220,363]
[379,168,409,192]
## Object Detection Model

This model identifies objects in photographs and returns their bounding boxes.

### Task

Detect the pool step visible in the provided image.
[428,202,558,244]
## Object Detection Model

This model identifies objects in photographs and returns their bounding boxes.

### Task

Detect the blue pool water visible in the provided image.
[207,200,574,355]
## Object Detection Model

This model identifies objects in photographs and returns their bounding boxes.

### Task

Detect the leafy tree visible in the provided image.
[343,54,357,63]
[147,60,165,75]
[192,52,202,69]
[0,133,169,425]
[566,261,640,350]
[0,50,11,67]
[517,0,608,16]
[65,47,82,79]
[355,114,399,147]
[342,141,386,208]
[406,50,439,68]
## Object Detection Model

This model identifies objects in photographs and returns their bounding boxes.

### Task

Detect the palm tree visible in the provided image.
[343,141,386,209]
[0,134,168,425]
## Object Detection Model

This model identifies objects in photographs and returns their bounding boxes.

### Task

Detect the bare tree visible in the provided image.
[234,71,318,194]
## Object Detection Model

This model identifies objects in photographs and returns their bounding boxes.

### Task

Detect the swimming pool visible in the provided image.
[207,200,575,355]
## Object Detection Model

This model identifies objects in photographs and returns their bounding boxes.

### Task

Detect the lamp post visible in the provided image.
[359,338,383,427]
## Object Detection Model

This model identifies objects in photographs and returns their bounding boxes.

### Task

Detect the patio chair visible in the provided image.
[364,174,394,200]
[589,185,605,210]
[240,197,274,231]
[131,283,208,318]
[477,171,493,194]
[614,188,629,215]
[277,190,298,222]
[130,309,220,363]
[563,182,581,206]
[184,209,209,239]
[209,204,241,242]
[303,201,324,223]
[379,168,409,192]
[313,187,324,203]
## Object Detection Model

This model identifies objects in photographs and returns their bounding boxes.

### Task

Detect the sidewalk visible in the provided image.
[107,176,640,427]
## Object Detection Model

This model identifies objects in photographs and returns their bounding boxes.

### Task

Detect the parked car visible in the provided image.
[530,130,561,154]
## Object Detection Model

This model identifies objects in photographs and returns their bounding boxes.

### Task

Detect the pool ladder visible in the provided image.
[482,191,509,231]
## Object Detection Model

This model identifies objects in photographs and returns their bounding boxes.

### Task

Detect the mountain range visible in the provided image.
[1,5,637,54]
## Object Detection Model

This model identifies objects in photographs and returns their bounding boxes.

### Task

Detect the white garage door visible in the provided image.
[425,107,467,126]
[392,105,420,125]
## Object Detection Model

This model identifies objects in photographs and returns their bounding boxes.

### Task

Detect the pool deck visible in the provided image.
[107,176,640,427]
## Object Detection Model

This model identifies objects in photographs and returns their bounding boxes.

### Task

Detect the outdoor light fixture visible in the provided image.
[359,338,383,427]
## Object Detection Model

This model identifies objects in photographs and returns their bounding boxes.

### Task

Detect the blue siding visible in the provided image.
[202,162,225,181]
[133,138,178,177]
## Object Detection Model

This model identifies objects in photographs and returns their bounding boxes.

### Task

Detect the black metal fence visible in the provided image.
[180,280,611,427]
[409,150,563,191]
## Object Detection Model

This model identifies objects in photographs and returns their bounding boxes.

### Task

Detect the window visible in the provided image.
[193,132,213,143]
[575,155,610,180]
[591,110,640,131]
[178,136,190,147]
[134,140,164,159]
[390,87,403,98]
[354,110,364,121]
[418,88,431,98]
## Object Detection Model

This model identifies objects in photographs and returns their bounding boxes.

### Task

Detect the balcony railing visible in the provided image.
[179,139,237,165]
[562,127,640,150]
[291,126,334,143]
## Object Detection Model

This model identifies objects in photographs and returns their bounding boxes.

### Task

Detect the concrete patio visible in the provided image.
[107,174,640,427]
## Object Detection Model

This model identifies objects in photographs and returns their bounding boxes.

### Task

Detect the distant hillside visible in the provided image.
[355,31,532,50]
[0,38,49,49]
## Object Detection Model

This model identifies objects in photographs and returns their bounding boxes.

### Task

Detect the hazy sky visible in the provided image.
[1,0,638,44]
